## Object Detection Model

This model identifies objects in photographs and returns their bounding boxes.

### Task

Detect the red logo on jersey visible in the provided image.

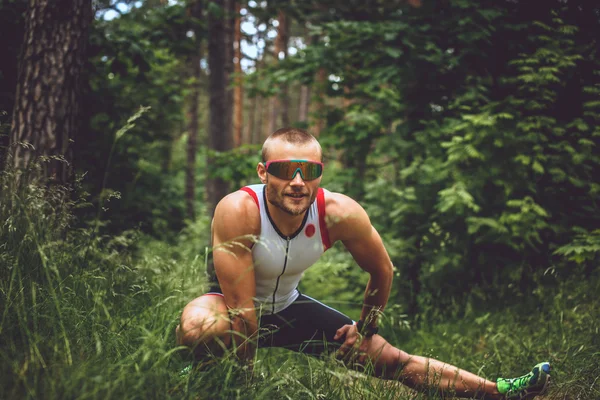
[305,224,316,238]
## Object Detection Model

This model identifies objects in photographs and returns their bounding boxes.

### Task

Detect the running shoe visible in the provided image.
[497,362,551,399]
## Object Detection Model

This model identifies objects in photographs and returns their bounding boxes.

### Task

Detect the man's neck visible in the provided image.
[265,200,306,237]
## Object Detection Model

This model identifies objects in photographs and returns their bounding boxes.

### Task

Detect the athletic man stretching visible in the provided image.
[177,128,551,399]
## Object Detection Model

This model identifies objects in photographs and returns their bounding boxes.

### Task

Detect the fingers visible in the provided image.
[335,328,375,365]
[333,324,350,341]
[333,325,375,365]
[340,332,360,354]
[335,324,368,363]
[334,325,354,357]
[345,337,371,365]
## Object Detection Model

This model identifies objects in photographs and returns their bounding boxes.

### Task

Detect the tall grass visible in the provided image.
[1,165,598,399]
[0,164,200,399]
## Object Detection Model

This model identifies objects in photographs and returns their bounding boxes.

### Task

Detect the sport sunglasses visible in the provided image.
[264,159,324,181]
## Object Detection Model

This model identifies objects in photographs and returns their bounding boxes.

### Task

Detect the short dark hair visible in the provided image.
[261,127,322,162]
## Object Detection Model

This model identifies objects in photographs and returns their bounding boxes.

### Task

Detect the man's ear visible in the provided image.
[257,162,267,184]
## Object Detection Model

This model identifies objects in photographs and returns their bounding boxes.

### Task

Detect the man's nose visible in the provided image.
[290,171,305,185]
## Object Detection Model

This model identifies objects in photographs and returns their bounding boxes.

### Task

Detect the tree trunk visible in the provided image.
[245,57,263,144]
[0,1,27,169]
[297,25,311,125]
[245,93,256,145]
[233,1,243,147]
[250,34,266,142]
[267,90,279,135]
[277,11,290,127]
[206,0,233,216]
[185,0,204,220]
[225,0,235,118]
[267,10,289,134]
[255,95,264,143]
[298,85,310,124]
[9,0,92,185]
[310,67,327,138]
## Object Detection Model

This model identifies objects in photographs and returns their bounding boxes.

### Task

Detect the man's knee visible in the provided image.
[179,314,223,346]
[177,297,231,351]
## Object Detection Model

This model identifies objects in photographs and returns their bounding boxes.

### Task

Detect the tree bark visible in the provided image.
[248,57,264,144]
[267,10,289,134]
[277,11,290,127]
[233,1,243,147]
[0,1,27,169]
[185,0,204,220]
[245,93,256,145]
[298,85,310,123]
[267,84,279,135]
[225,0,235,117]
[297,25,311,125]
[310,67,327,138]
[9,0,92,185]
[206,0,233,216]
[256,95,264,143]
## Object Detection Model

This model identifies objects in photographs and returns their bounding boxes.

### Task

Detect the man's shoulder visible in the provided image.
[322,189,370,243]
[217,189,259,213]
[322,188,363,218]
[214,189,261,234]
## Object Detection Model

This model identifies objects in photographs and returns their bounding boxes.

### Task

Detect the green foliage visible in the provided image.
[1,150,599,399]
[554,229,600,265]
[0,198,595,399]
[0,166,208,398]
[278,0,600,318]
[76,3,201,238]
[208,144,262,189]
[402,272,600,400]
[3,1,600,397]
[299,243,366,319]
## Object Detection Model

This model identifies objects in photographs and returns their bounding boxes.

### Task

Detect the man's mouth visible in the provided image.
[285,193,306,199]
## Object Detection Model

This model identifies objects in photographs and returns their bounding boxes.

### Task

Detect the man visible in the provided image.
[177,128,551,399]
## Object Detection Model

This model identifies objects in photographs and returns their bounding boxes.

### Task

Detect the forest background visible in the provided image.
[1,0,599,399]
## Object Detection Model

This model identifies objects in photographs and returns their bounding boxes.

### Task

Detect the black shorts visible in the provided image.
[205,285,354,356]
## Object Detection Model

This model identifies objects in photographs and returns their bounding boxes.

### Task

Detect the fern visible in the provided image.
[554,230,600,264]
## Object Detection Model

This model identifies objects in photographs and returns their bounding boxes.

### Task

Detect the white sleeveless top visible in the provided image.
[240,184,331,314]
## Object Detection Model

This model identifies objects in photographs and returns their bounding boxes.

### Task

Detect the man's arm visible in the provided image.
[212,191,260,359]
[333,193,393,326]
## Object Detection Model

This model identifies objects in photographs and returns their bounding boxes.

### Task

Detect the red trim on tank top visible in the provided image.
[202,293,224,298]
[240,186,259,209]
[317,188,331,250]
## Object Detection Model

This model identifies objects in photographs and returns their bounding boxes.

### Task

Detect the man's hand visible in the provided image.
[334,324,372,364]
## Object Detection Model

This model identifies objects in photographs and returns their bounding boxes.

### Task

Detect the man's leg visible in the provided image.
[362,335,503,399]
[266,294,498,397]
[262,295,498,397]
[360,336,550,399]
[176,294,231,358]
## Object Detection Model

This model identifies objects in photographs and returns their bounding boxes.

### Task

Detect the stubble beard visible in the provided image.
[266,182,316,216]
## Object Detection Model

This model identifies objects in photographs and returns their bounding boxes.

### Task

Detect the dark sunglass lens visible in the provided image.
[267,161,322,180]
[302,162,323,180]
[268,162,293,179]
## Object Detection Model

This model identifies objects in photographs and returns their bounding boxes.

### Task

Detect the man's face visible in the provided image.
[258,139,322,216]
